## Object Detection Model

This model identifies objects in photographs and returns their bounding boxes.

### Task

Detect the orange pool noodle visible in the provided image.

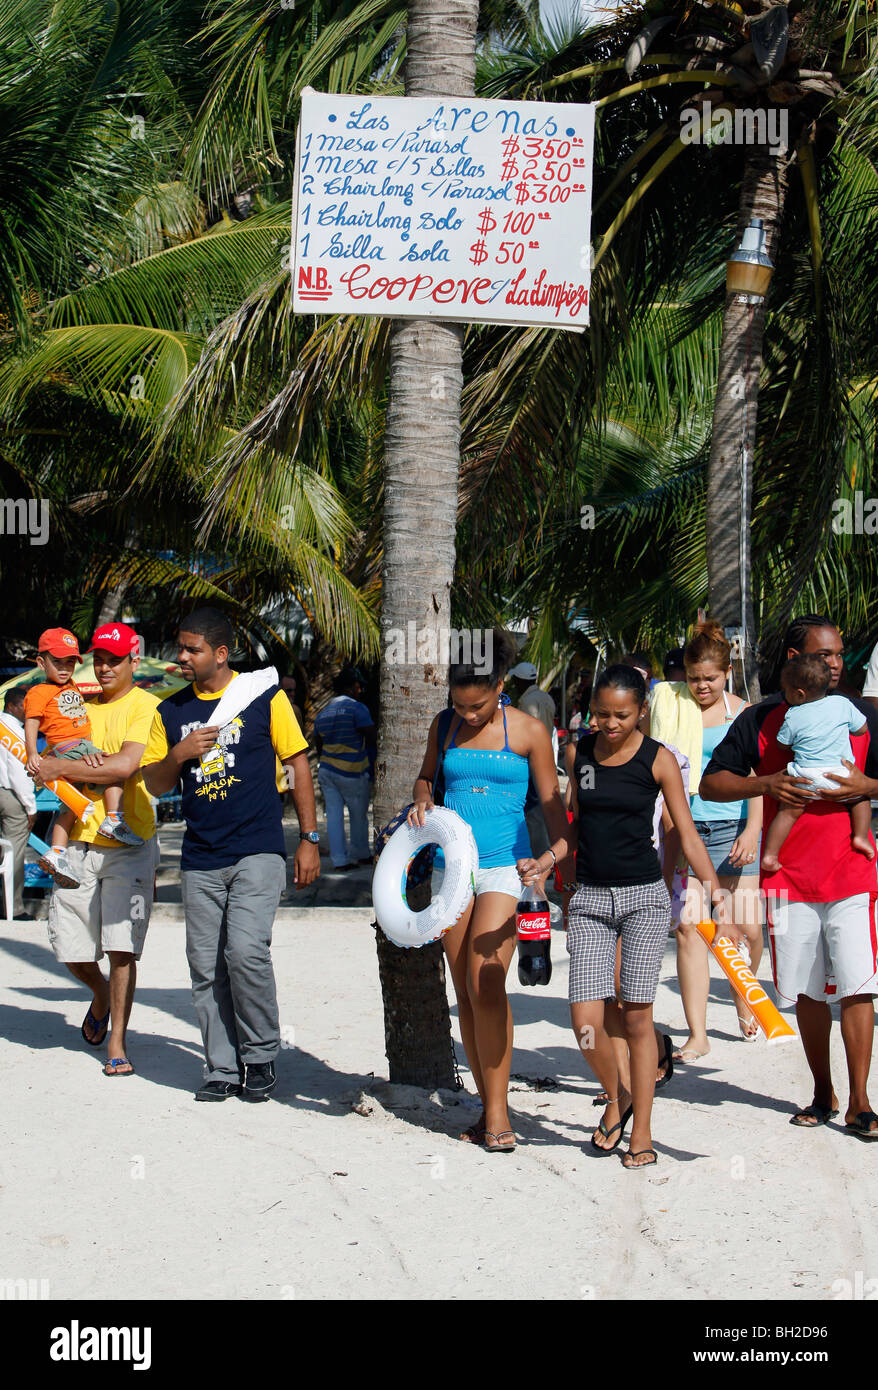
[695,920,796,1045]
[0,716,95,822]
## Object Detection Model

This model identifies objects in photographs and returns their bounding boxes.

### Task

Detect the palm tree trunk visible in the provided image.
[706,148,790,701]
[373,0,479,1089]
[96,521,140,627]
[96,580,126,628]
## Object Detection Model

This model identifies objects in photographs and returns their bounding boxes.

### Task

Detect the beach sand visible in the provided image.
[1,910,876,1301]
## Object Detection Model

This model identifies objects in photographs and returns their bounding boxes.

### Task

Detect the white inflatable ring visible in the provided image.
[372,807,478,948]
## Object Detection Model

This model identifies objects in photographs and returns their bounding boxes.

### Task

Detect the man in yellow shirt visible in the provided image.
[35,623,160,1077]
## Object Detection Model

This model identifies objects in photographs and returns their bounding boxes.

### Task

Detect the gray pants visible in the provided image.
[181,853,286,1082]
[0,788,29,916]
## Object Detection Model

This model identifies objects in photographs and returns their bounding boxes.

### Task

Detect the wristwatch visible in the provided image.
[299,830,320,844]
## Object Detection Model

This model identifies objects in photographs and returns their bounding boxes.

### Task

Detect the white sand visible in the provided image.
[1,911,876,1301]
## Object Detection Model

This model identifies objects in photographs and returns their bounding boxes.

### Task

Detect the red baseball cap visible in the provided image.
[38,628,83,661]
[89,622,140,657]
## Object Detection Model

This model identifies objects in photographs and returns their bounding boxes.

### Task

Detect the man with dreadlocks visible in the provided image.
[700,615,878,1141]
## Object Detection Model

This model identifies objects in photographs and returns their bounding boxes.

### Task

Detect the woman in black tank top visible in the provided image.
[520,666,743,1169]
[573,729,666,886]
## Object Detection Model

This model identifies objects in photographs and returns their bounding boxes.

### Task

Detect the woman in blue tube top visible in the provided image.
[408,630,574,1153]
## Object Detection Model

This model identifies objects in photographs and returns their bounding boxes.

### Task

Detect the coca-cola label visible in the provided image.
[516,910,550,940]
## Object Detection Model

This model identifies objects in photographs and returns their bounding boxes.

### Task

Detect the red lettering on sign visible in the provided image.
[297,265,332,299]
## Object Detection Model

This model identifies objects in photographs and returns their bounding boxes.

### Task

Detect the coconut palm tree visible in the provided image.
[476,0,878,691]
[369,0,481,1089]
[0,0,390,657]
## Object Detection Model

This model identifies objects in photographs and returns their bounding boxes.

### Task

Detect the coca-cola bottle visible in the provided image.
[516,882,552,986]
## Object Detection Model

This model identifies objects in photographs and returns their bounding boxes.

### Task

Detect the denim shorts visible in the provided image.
[691,819,758,877]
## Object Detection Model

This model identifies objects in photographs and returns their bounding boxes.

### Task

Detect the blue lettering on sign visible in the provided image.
[316,134,378,152]
[418,209,463,231]
[419,179,512,201]
[345,101,390,131]
[400,240,450,262]
[321,175,415,206]
[315,156,379,175]
[323,232,386,259]
[428,156,485,179]
[416,105,558,137]
[317,200,412,235]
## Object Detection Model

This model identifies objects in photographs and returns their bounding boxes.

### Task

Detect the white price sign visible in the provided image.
[292,89,595,331]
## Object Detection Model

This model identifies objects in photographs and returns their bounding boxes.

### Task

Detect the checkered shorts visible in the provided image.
[566,880,671,1003]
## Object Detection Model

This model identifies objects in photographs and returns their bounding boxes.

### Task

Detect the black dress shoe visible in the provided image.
[195,1080,243,1102]
[243,1061,277,1101]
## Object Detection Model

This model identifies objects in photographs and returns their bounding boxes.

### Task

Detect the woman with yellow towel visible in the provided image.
[650,621,763,1059]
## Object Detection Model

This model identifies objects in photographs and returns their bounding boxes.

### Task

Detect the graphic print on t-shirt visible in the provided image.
[187,716,244,797]
[54,686,88,726]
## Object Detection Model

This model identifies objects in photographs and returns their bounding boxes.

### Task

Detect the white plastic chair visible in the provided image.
[0,838,14,920]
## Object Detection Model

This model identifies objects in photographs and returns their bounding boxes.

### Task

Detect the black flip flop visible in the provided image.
[622,1148,657,1169]
[591,1104,633,1154]
[790,1102,838,1127]
[655,1034,674,1091]
[845,1110,878,1141]
[81,1006,110,1047]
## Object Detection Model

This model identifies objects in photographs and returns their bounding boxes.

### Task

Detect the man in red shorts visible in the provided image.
[700,615,878,1139]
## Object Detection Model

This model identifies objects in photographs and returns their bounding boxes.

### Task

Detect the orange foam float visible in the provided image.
[0,716,95,822]
[695,919,796,1045]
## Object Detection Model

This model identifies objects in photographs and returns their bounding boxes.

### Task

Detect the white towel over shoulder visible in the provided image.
[209,667,279,734]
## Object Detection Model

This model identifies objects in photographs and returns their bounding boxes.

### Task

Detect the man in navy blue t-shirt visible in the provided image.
[143,609,319,1103]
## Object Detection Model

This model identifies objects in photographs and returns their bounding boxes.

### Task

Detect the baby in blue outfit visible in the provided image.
[761,654,873,872]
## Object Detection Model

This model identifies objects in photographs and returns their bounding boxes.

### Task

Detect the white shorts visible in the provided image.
[768,894,878,1003]
[787,762,849,793]
[474,864,522,898]
[47,837,160,963]
[431,862,522,900]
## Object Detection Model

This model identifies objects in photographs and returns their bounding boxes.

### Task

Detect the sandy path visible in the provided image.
[0,914,875,1301]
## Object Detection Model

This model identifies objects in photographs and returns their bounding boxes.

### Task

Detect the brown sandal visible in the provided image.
[459,1119,486,1144]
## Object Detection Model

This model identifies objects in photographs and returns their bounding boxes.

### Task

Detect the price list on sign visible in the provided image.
[292,89,595,331]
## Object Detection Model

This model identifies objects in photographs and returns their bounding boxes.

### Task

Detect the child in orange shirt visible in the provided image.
[24,628,143,886]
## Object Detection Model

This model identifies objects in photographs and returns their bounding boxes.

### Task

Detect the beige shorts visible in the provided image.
[47,837,160,963]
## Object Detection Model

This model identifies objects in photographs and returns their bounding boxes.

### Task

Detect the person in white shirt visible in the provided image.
[0,686,37,918]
